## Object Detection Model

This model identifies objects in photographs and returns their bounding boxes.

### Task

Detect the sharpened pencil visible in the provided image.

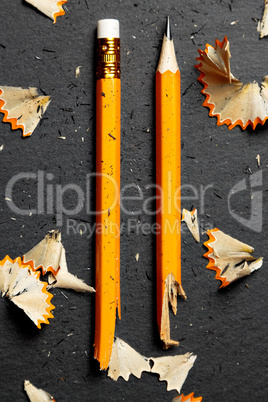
[155,17,186,349]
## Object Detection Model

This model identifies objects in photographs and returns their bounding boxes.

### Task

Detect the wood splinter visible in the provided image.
[160,273,186,349]
[182,208,200,243]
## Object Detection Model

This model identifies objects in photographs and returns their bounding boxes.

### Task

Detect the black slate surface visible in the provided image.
[0,1,267,401]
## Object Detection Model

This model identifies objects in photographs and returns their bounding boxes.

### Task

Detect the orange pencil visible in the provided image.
[156,17,186,349]
[94,19,121,370]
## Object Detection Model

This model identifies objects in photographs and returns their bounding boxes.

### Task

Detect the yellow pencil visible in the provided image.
[94,19,121,370]
[156,17,186,349]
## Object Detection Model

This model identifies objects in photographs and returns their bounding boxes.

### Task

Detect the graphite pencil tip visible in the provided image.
[165,16,172,40]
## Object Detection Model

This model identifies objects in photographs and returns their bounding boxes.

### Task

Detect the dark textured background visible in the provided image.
[0,0,267,401]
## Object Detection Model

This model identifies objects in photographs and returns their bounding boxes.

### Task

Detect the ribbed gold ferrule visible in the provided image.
[96,38,120,79]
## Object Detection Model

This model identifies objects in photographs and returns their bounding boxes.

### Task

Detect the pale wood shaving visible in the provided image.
[24,230,95,293]
[160,273,186,349]
[0,86,51,136]
[0,258,54,328]
[258,0,268,38]
[24,380,55,402]
[182,209,200,242]
[204,228,263,287]
[108,337,151,381]
[108,338,196,393]
[24,230,62,275]
[76,66,82,78]
[25,0,67,23]
[48,247,95,293]
[151,353,197,393]
[195,36,268,130]
[256,154,261,167]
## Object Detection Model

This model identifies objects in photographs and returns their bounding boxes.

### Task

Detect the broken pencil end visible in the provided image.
[160,273,186,349]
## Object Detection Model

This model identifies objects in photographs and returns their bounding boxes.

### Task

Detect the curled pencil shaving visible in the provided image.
[25,0,67,23]
[48,247,95,293]
[195,36,268,130]
[151,353,197,393]
[182,209,200,242]
[0,256,54,329]
[24,230,62,276]
[108,337,151,381]
[108,338,196,393]
[24,230,95,293]
[24,380,55,401]
[160,273,186,349]
[203,228,263,288]
[0,86,51,137]
[173,392,203,402]
[258,0,268,38]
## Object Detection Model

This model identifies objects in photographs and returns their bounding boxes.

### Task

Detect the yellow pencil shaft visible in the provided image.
[94,77,121,370]
[156,70,181,330]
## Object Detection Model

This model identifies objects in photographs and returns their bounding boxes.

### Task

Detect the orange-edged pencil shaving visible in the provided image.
[204,228,263,288]
[173,392,203,402]
[25,0,67,23]
[0,86,51,137]
[195,36,268,130]
[0,256,54,328]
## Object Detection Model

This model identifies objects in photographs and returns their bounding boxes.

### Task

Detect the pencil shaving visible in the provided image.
[108,337,151,381]
[24,380,55,401]
[203,228,263,288]
[25,0,67,23]
[195,36,268,130]
[173,392,203,402]
[107,337,196,392]
[0,256,54,328]
[151,353,197,393]
[160,273,186,349]
[182,209,200,242]
[0,86,51,137]
[76,66,82,78]
[48,247,95,293]
[258,0,268,38]
[24,230,95,293]
[24,230,62,275]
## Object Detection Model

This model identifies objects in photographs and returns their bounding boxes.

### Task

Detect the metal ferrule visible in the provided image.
[96,38,120,79]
